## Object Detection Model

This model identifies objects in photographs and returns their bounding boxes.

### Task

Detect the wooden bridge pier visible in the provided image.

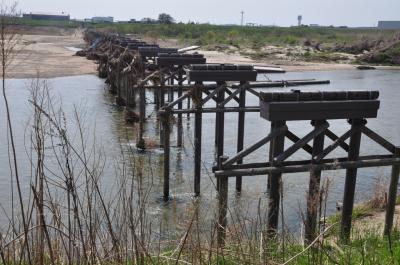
[214,90,400,245]
[159,64,258,199]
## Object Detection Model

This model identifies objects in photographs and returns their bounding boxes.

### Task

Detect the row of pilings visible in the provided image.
[72,30,400,247]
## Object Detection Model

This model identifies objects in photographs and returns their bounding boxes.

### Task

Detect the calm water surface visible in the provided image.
[1,69,399,234]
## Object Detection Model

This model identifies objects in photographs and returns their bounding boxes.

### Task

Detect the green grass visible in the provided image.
[14,17,397,50]
[93,23,398,48]
[13,17,81,28]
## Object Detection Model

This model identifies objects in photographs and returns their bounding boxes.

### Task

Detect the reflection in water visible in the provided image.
[1,70,400,235]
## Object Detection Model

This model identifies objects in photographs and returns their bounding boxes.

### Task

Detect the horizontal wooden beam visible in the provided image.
[215,157,400,177]
[213,154,394,172]
[159,107,260,114]
[223,126,288,166]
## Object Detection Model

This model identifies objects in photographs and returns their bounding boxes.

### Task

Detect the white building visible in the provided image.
[378,21,400,29]
[91,16,114,23]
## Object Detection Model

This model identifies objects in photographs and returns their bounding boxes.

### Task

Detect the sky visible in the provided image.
[14,0,400,27]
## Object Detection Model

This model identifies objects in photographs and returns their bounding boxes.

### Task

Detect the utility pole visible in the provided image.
[241,11,244,26]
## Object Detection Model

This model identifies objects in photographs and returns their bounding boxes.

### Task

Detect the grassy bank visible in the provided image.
[91,23,396,47]
[11,18,400,65]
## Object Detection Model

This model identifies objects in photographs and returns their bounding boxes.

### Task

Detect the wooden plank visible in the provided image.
[187,70,257,82]
[305,120,326,243]
[215,154,394,171]
[361,126,396,154]
[285,130,314,155]
[341,118,363,243]
[325,129,351,152]
[156,57,206,66]
[162,113,171,201]
[177,67,184,147]
[194,83,203,196]
[315,129,355,162]
[384,147,400,235]
[217,156,229,246]
[268,121,286,237]
[260,100,380,121]
[260,91,379,102]
[274,122,328,164]
[214,157,400,177]
[223,125,287,167]
[236,83,246,193]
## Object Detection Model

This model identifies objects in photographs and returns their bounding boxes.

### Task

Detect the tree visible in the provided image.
[158,13,174,24]
[227,30,239,44]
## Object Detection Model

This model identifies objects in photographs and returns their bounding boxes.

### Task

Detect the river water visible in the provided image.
[1,69,399,235]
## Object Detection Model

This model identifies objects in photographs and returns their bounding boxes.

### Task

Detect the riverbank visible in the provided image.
[8,28,96,79]
[7,27,400,79]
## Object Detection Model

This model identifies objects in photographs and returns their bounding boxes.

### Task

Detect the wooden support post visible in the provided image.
[384,147,400,236]
[162,112,171,201]
[187,81,191,120]
[154,88,159,109]
[136,84,146,149]
[160,71,165,107]
[168,74,174,103]
[115,63,125,106]
[217,156,229,246]
[216,82,226,191]
[267,120,286,237]
[194,82,203,196]
[129,77,136,108]
[236,82,246,193]
[305,120,326,243]
[177,67,183,147]
[159,71,166,147]
[340,118,364,243]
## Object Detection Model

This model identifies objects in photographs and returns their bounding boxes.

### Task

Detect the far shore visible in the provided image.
[6,30,400,79]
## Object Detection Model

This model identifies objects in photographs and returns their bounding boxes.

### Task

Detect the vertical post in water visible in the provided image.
[215,82,225,191]
[340,118,364,243]
[384,147,400,236]
[159,70,166,147]
[160,69,165,107]
[162,112,171,201]
[267,120,286,237]
[194,82,203,196]
[168,72,174,103]
[154,88,159,110]
[236,82,246,193]
[217,156,229,246]
[187,81,191,120]
[177,66,183,147]
[305,120,326,243]
[136,84,146,149]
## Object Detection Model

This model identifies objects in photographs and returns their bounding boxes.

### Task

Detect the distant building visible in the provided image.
[378,21,400,29]
[22,12,70,21]
[91,16,114,23]
[298,15,302,26]
[246,23,258,27]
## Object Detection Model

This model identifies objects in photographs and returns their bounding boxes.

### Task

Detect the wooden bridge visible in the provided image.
[78,32,399,246]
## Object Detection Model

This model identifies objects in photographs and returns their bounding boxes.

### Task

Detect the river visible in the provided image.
[1,69,399,235]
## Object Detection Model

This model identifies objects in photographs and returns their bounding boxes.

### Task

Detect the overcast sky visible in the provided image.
[14,0,400,27]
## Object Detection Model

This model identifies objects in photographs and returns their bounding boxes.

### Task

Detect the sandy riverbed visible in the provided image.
[8,29,97,79]
[6,29,400,79]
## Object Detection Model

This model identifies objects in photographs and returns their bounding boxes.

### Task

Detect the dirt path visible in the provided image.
[8,30,96,79]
